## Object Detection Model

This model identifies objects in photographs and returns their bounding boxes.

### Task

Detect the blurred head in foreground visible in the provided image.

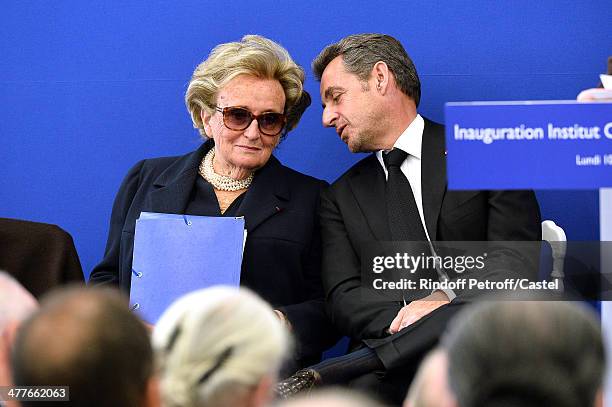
[11,286,156,407]
[276,387,388,407]
[153,286,290,407]
[442,300,605,407]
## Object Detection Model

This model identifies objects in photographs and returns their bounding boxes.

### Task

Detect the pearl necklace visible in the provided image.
[198,149,253,191]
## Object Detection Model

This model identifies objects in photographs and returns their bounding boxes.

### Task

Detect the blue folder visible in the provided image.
[130,212,245,323]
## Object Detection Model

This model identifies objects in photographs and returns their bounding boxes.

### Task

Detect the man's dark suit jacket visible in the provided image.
[90,140,337,364]
[320,119,541,369]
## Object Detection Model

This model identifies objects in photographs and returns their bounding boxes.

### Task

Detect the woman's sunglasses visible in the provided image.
[215,106,286,136]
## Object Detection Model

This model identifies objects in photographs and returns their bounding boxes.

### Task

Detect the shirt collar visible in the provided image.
[376,113,424,162]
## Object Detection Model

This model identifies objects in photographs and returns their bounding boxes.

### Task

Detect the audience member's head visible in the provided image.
[153,286,289,407]
[404,349,456,407]
[11,286,156,407]
[276,388,388,407]
[442,300,605,407]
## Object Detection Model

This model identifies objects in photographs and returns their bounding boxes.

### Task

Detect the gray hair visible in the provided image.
[312,33,421,106]
[186,35,306,139]
[153,286,290,407]
[442,301,605,407]
[312,34,421,106]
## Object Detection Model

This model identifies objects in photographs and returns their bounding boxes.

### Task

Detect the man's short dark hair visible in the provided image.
[442,301,605,407]
[312,33,421,106]
[11,287,153,407]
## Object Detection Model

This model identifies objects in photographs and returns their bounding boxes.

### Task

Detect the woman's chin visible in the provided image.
[230,157,267,173]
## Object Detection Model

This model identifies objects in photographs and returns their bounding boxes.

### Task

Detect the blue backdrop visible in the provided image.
[1,1,609,279]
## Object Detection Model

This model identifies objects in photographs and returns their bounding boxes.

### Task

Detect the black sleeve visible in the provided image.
[89,160,145,289]
[279,181,341,362]
[320,186,400,341]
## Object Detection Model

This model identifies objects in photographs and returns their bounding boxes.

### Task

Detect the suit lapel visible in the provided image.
[144,142,210,214]
[420,119,447,241]
[348,155,391,241]
[236,156,288,233]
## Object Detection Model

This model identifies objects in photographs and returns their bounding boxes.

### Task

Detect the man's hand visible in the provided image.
[388,291,450,334]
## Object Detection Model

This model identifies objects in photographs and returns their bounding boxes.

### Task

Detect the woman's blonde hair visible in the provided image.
[152,286,290,407]
[186,35,305,138]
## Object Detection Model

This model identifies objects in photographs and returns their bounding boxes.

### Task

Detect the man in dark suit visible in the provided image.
[283,33,540,403]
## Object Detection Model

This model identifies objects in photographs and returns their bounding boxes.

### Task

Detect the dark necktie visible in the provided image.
[384,148,427,242]
[384,149,436,300]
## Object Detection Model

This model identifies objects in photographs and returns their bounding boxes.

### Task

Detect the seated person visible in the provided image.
[278,33,540,404]
[90,34,337,369]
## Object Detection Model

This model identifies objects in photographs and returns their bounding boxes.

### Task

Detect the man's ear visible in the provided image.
[371,61,390,94]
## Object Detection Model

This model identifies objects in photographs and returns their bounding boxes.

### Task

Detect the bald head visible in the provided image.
[12,287,153,407]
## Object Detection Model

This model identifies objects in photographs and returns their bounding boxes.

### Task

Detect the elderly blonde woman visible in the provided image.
[91,35,337,368]
[153,286,289,407]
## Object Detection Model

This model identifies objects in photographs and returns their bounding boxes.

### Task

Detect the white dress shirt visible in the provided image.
[375,114,430,241]
[376,114,455,300]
